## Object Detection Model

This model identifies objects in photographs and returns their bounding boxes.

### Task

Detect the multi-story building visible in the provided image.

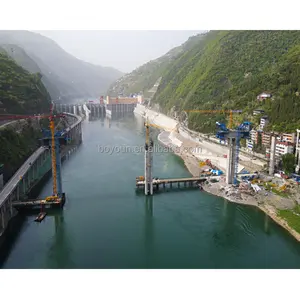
[275,141,294,157]
[250,130,258,143]
[257,92,272,101]
[253,109,265,116]
[250,130,262,143]
[246,139,254,151]
[281,133,296,143]
[260,117,269,130]
[106,96,139,105]
[262,132,271,147]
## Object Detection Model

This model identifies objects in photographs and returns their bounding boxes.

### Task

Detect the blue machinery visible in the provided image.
[216,121,252,185]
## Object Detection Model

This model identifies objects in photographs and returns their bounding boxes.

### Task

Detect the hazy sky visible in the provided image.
[35,30,203,73]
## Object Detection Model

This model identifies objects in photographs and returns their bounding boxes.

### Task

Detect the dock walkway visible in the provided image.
[136,177,208,191]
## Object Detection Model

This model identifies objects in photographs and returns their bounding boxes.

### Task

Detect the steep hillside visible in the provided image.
[111,31,300,133]
[108,33,206,97]
[0,30,123,101]
[0,125,42,182]
[0,50,51,114]
[0,44,61,100]
[152,30,300,133]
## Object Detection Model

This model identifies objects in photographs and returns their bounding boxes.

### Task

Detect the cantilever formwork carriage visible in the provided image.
[216,121,252,185]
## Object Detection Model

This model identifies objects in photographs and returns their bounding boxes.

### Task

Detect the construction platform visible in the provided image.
[136,177,207,192]
[12,193,66,210]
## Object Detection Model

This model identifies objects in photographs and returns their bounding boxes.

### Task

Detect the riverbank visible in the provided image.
[135,104,300,243]
[163,131,300,242]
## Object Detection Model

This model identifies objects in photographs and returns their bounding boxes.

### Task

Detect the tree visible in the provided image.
[281,153,296,175]
[240,138,246,148]
[253,133,264,154]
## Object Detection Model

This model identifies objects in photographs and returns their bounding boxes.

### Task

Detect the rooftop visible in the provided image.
[276,141,294,146]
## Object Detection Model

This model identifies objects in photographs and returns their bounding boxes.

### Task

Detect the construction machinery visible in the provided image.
[0,109,68,204]
[184,109,243,129]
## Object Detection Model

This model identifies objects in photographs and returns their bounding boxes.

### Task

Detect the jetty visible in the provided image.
[136,177,207,192]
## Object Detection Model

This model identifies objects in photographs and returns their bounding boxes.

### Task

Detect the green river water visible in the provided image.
[1,114,300,269]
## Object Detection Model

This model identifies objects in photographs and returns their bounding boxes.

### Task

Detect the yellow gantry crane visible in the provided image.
[184,109,242,129]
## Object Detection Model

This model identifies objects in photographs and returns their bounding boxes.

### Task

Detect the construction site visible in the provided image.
[134,104,300,239]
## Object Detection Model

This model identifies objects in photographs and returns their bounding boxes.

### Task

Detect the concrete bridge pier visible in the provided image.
[226,137,236,184]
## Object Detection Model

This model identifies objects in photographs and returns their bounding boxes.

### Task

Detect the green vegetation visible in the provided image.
[253,133,264,154]
[263,182,289,198]
[108,34,206,97]
[0,50,51,114]
[282,153,296,175]
[0,50,52,182]
[154,30,300,133]
[111,31,300,133]
[278,205,300,234]
[0,124,42,182]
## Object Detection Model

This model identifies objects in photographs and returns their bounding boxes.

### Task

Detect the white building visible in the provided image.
[250,130,258,142]
[246,139,254,151]
[275,141,294,157]
[257,92,272,101]
[253,109,265,116]
[260,117,269,130]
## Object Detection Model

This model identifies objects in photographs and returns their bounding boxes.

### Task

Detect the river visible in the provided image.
[1,114,300,269]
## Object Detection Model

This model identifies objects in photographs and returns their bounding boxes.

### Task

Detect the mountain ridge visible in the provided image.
[0,30,123,101]
[109,30,300,133]
[0,49,51,114]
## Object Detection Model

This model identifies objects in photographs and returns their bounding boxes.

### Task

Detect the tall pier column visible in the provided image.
[144,141,153,195]
[226,137,236,184]
[269,135,276,176]
[296,129,300,173]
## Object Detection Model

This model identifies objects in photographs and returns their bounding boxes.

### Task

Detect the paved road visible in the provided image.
[0,147,46,208]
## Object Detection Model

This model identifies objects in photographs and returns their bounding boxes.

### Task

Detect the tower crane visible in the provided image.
[0,111,68,203]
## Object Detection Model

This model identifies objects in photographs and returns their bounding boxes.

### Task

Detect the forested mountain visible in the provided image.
[0,49,51,114]
[108,33,207,97]
[110,30,300,133]
[0,30,123,101]
[0,44,61,100]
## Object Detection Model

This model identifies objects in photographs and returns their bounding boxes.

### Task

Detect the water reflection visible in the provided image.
[144,195,154,267]
[264,213,270,234]
[46,212,74,269]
